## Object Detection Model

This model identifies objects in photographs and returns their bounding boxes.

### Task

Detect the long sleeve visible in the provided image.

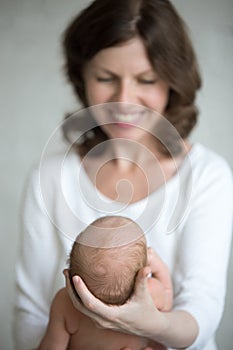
[14,166,65,350]
[173,154,233,349]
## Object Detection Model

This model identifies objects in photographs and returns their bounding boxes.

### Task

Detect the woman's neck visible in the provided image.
[81,137,192,203]
[102,136,191,171]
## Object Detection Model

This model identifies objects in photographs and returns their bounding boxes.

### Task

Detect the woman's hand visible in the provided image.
[63,266,167,337]
[147,247,173,311]
[64,249,197,349]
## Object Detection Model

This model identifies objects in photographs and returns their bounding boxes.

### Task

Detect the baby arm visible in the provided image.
[147,247,173,311]
[37,289,70,350]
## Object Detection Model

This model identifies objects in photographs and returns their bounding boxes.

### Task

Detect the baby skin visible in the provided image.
[38,216,173,350]
[39,277,168,350]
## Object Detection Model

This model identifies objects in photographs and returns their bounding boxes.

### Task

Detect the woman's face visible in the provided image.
[83,37,169,141]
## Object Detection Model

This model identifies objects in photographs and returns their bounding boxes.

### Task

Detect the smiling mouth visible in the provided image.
[111,107,148,125]
[114,113,141,123]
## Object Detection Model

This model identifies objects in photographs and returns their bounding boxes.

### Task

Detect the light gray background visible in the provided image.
[0,0,232,349]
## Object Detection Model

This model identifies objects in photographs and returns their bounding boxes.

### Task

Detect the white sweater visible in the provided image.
[14,143,233,350]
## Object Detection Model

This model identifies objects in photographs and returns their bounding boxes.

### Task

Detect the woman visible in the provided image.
[14,0,233,349]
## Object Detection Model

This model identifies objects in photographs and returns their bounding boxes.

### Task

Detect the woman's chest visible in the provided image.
[85,157,178,203]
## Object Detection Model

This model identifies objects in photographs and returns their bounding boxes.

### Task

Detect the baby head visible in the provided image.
[69,216,147,305]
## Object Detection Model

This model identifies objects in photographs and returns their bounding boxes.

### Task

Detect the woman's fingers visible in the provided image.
[133,265,152,298]
[149,247,172,291]
[70,273,120,322]
[63,269,80,307]
[63,269,92,311]
[72,275,105,311]
[146,247,173,311]
[72,276,91,306]
[147,247,154,265]
[63,269,111,326]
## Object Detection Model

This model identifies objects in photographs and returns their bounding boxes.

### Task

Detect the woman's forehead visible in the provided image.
[85,37,155,74]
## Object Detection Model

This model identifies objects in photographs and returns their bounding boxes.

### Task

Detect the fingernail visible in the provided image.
[73,275,80,284]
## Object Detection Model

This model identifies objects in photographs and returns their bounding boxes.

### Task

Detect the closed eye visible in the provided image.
[96,77,115,82]
[138,79,158,84]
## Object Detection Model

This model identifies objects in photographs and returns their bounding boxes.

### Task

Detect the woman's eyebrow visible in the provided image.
[92,66,117,75]
[92,65,156,76]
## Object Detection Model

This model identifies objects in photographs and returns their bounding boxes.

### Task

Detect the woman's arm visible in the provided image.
[14,167,63,350]
[171,157,233,349]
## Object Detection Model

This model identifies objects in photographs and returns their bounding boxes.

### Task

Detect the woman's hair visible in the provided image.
[62,0,201,156]
[69,216,147,305]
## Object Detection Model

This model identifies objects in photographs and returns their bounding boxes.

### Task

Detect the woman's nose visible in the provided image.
[113,81,135,104]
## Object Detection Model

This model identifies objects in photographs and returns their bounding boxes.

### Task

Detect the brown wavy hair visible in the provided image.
[62,0,202,156]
